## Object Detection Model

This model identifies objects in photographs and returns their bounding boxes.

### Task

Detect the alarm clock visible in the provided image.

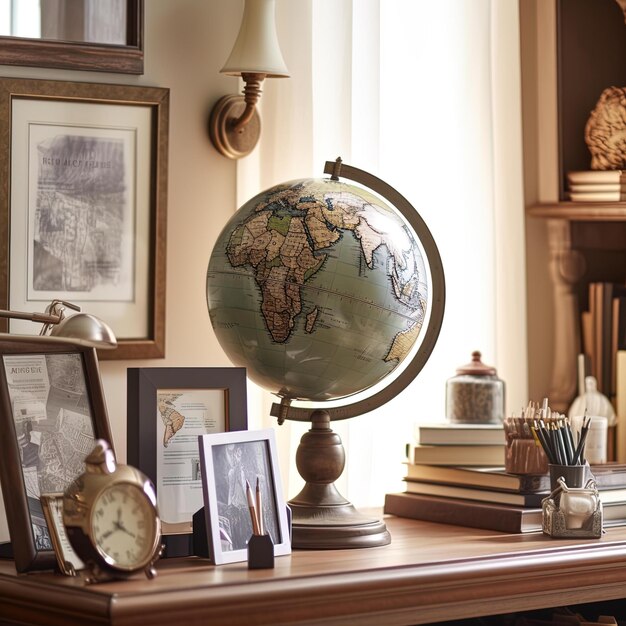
[63,439,163,583]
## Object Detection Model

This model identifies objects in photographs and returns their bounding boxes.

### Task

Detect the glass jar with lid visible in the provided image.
[445,351,505,424]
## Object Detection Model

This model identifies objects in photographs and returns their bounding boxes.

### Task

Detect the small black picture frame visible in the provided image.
[127,367,248,557]
[0,335,113,573]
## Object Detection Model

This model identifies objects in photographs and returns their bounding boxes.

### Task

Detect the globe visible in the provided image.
[206,159,445,549]
[207,167,440,407]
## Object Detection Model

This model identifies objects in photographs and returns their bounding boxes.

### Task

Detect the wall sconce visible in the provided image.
[0,300,117,349]
[209,0,289,159]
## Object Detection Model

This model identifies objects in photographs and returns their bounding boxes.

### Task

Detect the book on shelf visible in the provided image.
[612,297,626,396]
[415,422,505,446]
[588,281,614,396]
[570,183,624,192]
[406,443,505,466]
[617,351,626,462]
[597,282,614,395]
[569,191,626,202]
[403,464,551,492]
[383,492,626,534]
[384,491,543,533]
[402,479,547,507]
[403,463,626,494]
[402,478,626,507]
[567,170,626,185]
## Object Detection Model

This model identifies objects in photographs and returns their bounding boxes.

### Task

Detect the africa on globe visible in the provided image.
[206,171,431,404]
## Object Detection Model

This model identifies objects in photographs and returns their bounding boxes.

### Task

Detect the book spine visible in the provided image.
[403,473,548,493]
[402,480,546,507]
[383,493,538,533]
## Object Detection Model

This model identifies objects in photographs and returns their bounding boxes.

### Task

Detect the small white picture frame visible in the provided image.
[198,429,291,565]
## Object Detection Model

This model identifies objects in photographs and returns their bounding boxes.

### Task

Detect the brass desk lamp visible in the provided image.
[0,300,117,349]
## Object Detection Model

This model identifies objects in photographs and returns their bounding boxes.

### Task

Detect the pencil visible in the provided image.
[573,415,591,464]
[246,480,261,536]
[255,477,264,536]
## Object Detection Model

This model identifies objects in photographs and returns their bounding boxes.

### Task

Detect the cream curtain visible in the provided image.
[239,0,527,506]
[40,0,126,44]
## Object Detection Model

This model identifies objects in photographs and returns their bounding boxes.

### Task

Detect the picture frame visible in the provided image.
[40,493,84,576]
[0,76,169,360]
[0,334,113,573]
[0,0,144,74]
[198,428,291,565]
[127,367,248,557]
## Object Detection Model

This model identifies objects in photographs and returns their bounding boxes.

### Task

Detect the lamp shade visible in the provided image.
[49,313,117,349]
[221,0,289,78]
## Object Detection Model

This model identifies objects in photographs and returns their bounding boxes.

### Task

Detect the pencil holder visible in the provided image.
[548,464,586,491]
[504,438,549,474]
[247,534,274,569]
[542,475,602,538]
[503,417,548,474]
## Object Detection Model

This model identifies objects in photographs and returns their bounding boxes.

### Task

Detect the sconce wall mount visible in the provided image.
[209,0,288,159]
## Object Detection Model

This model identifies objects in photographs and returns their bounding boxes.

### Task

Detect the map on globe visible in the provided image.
[207,177,430,403]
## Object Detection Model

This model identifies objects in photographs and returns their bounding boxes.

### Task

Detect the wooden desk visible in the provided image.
[2,514,626,626]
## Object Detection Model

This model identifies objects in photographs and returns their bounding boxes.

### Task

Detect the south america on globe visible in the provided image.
[206,176,430,403]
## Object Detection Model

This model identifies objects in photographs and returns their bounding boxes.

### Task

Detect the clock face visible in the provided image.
[91,483,158,570]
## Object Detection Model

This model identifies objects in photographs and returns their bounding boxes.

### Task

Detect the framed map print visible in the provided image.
[0,77,169,360]
[127,367,248,557]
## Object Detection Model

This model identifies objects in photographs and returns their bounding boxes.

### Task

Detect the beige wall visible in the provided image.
[2,0,246,460]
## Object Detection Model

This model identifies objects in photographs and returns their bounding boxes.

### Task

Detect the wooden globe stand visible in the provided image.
[286,410,390,549]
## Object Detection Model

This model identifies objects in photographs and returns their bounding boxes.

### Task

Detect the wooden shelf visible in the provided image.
[4,514,626,625]
[528,202,626,221]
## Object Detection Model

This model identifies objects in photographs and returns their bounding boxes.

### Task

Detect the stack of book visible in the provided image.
[385,422,626,533]
[566,170,626,202]
[580,281,626,400]
[407,421,506,466]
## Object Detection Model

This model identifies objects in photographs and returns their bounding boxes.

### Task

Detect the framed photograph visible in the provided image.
[198,428,290,565]
[0,77,169,360]
[127,367,248,556]
[40,493,84,576]
[0,334,113,573]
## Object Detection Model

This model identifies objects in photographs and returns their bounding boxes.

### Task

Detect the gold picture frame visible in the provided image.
[40,493,84,576]
[0,77,169,360]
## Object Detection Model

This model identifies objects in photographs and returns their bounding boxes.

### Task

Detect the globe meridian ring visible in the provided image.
[207,161,445,421]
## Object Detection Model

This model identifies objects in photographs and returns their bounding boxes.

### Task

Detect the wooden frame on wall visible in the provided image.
[0,0,144,74]
[127,367,248,556]
[0,77,169,360]
[0,335,113,573]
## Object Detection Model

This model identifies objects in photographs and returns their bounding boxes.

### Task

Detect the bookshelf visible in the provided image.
[528,204,626,221]
[521,0,626,453]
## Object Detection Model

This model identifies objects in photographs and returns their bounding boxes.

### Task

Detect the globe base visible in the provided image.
[288,500,391,549]
[287,410,391,549]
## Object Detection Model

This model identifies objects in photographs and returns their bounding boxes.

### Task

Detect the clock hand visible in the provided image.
[115,516,137,539]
